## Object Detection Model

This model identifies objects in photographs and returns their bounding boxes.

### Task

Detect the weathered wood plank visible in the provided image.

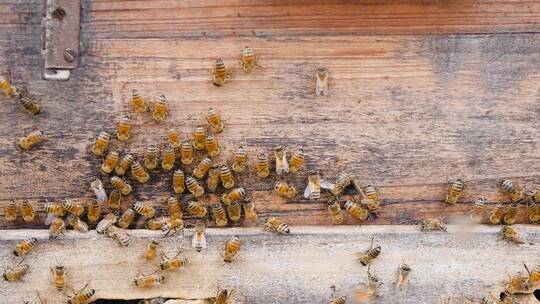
[1,226,539,303]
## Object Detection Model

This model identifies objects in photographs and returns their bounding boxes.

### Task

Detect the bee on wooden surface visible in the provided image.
[192,222,207,252]
[304,171,332,200]
[186,200,207,218]
[243,193,258,222]
[264,217,290,234]
[194,157,212,179]
[255,152,270,177]
[503,203,518,225]
[49,217,66,240]
[138,298,165,304]
[92,131,110,156]
[446,179,464,205]
[360,198,379,212]
[288,148,305,174]
[232,146,247,173]
[19,130,44,150]
[501,225,524,244]
[162,218,184,236]
[115,153,133,176]
[186,176,205,198]
[67,284,95,304]
[167,128,182,149]
[19,96,40,115]
[223,236,241,262]
[90,177,107,203]
[226,201,242,221]
[131,161,150,184]
[63,200,84,217]
[274,146,288,175]
[180,140,193,165]
[489,203,505,225]
[212,203,228,227]
[101,150,119,174]
[364,185,380,206]
[144,240,159,261]
[274,181,297,198]
[420,218,447,231]
[397,263,411,288]
[117,208,136,228]
[470,197,487,223]
[499,179,524,203]
[133,201,156,218]
[528,201,540,224]
[159,252,187,271]
[206,133,220,157]
[21,199,35,222]
[145,217,168,230]
[13,238,37,256]
[355,265,380,302]
[330,297,346,304]
[330,171,352,196]
[357,238,381,266]
[350,200,372,219]
[161,145,176,171]
[134,272,165,288]
[106,225,131,247]
[482,294,503,304]
[213,287,233,304]
[173,169,185,194]
[50,264,66,291]
[193,126,206,150]
[3,262,29,282]
[327,200,344,225]
[152,95,168,121]
[69,216,89,233]
[44,201,65,222]
[524,263,540,289]
[505,271,529,294]
[108,189,122,210]
[240,46,260,72]
[130,89,147,113]
[220,165,235,189]
[0,75,17,97]
[117,115,132,142]
[315,67,328,96]
[167,196,183,220]
[96,213,118,234]
[212,58,231,87]
[531,188,540,203]
[207,164,221,193]
[144,144,159,170]
[87,200,101,223]
[4,199,17,221]
[221,187,246,205]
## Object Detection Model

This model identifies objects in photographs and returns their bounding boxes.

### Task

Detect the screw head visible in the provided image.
[63,49,77,62]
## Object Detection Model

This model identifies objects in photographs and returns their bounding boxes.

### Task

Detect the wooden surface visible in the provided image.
[2,225,540,303]
[1,1,540,228]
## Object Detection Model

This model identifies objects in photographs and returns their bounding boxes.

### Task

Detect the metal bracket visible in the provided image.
[42,0,81,81]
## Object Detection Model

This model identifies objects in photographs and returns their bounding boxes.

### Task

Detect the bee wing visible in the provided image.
[44,213,56,225]
[304,182,314,198]
[320,179,333,189]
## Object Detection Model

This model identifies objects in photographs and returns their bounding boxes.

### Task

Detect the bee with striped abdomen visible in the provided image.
[3,262,29,282]
[186,200,207,218]
[330,171,352,196]
[134,272,165,288]
[193,126,206,150]
[87,200,101,223]
[264,217,290,234]
[144,144,159,170]
[528,200,540,224]
[108,189,122,210]
[240,46,260,72]
[161,145,176,171]
[221,187,246,205]
[105,225,130,247]
[206,108,224,133]
[223,236,241,262]
[212,203,228,227]
[420,218,447,232]
[44,201,65,225]
[212,59,231,87]
[92,131,110,156]
[499,179,524,203]
[220,165,234,189]
[274,181,297,198]
[180,140,193,165]
[131,161,150,184]
[67,284,95,304]
[470,197,487,223]
[256,152,270,178]
[152,95,168,121]
[167,196,183,220]
[159,251,187,271]
[206,133,220,157]
[115,153,133,176]
[68,216,89,233]
[130,89,147,113]
[13,238,37,256]
[167,128,182,149]
[0,75,17,97]
[19,130,44,150]
[304,171,332,200]
[207,164,221,193]
[117,115,132,142]
[186,176,205,198]
[503,203,518,225]
[101,150,119,174]
[20,199,35,221]
[315,67,328,96]
[145,217,168,230]
[232,146,247,173]
[117,208,136,228]
[364,185,381,209]
[213,287,233,304]
[4,200,17,221]
[162,218,184,236]
[327,200,344,225]
[446,179,464,205]
[173,169,185,194]
[226,201,242,221]
[357,238,381,266]
[50,264,66,291]
[501,225,524,244]
[63,200,84,217]
[96,213,118,234]
[243,193,258,222]
[330,297,346,304]
[144,240,159,261]
[192,222,207,252]
[133,201,156,218]
[194,157,212,179]
[19,95,40,115]
[49,217,66,240]
[288,148,304,174]
[489,203,505,225]
[274,146,288,175]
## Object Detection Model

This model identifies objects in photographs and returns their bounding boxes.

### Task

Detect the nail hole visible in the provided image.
[52,7,66,20]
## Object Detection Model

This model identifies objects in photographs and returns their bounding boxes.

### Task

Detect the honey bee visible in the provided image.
[357,238,381,266]
[19,130,44,150]
[344,201,369,221]
[501,225,524,244]
[167,196,183,220]
[173,169,185,194]
[503,203,518,225]
[21,199,35,221]
[144,240,159,261]
[206,133,220,157]
[0,75,17,97]
[67,284,95,304]
[152,95,168,121]
[117,208,136,228]
[3,262,29,282]
[330,297,346,304]
[360,198,379,212]
[489,203,505,225]
[274,181,297,198]
[133,201,156,218]
[50,265,66,291]
[207,164,221,193]
[180,140,193,165]
[44,201,65,221]
[144,144,159,170]
[92,131,110,156]
[187,200,207,218]
[13,238,37,256]
[212,203,228,227]
[355,266,380,303]
[255,152,270,177]
[219,165,235,189]
[134,272,165,288]
[528,201,540,224]
[232,146,247,173]
[87,200,101,223]
[108,189,122,210]
[101,150,119,174]
[223,236,241,262]
[49,217,66,240]
[221,187,246,205]
[191,222,207,252]
[330,171,352,196]
[167,128,182,149]
[274,146,289,175]
[315,67,328,96]
[130,89,147,113]
[161,145,176,171]
[63,200,84,217]
[482,294,503,304]
[243,193,258,222]
[96,213,118,234]
[499,179,524,203]
[131,161,150,184]
[264,217,290,234]
[524,263,540,289]
[304,171,332,199]
[470,197,487,223]
[240,46,260,73]
[145,217,168,230]
[69,216,89,233]
[106,225,131,247]
[327,200,344,224]
[505,271,529,294]
[4,200,17,221]
[446,179,464,205]
[19,95,40,115]
[420,218,447,231]
[288,148,304,174]
[115,153,133,176]
[186,176,205,198]
[531,188,540,203]
[117,115,132,142]
[212,58,231,87]
[365,185,380,205]
[159,251,187,271]
[213,287,233,304]
[226,201,242,221]
[90,177,107,203]
[162,218,184,236]
[194,157,212,179]
[193,126,206,150]
[397,263,411,288]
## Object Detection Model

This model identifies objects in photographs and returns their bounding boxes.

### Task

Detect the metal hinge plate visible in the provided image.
[42,0,81,81]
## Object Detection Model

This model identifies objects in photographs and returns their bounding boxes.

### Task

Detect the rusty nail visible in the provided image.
[52,7,66,20]
[63,49,77,62]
